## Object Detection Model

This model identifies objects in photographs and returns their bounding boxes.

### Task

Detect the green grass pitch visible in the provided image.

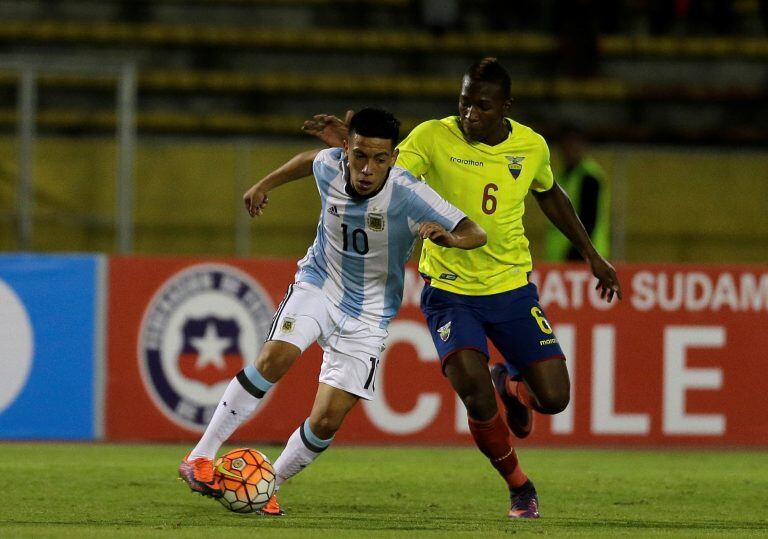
[0,443,766,537]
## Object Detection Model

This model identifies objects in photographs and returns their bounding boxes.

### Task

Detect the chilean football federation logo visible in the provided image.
[138,264,274,432]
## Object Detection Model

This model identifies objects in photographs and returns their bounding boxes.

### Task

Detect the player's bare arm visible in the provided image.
[301,110,353,147]
[532,182,622,302]
[243,149,321,217]
[419,218,486,250]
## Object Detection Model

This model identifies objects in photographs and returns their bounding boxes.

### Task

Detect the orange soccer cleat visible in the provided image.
[257,494,285,516]
[178,454,222,498]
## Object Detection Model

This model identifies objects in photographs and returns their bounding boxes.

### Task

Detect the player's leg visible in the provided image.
[515,357,570,415]
[486,283,569,435]
[273,382,359,487]
[179,340,301,497]
[444,349,497,420]
[188,340,301,461]
[266,312,384,514]
[180,283,324,496]
[421,285,534,517]
[443,350,531,489]
[259,382,360,516]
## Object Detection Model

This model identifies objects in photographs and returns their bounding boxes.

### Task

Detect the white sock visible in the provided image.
[273,419,333,487]
[189,366,273,460]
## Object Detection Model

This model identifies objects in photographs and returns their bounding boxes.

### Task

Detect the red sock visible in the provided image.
[507,379,536,410]
[467,412,528,489]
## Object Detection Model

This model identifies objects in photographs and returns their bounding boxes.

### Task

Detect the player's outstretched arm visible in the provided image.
[532,182,622,302]
[243,149,320,217]
[419,218,486,250]
[301,110,353,147]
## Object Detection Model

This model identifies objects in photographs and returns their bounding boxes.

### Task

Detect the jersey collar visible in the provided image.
[453,117,514,148]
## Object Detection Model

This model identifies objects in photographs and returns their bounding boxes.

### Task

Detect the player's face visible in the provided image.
[344,133,398,196]
[458,77,511,143]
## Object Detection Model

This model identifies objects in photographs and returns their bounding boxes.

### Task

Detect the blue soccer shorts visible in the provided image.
[420,282,565,379]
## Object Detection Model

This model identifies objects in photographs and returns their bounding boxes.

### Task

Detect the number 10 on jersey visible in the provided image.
[341,224,370,255]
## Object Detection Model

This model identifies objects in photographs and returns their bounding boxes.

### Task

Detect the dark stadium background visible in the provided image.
[0,2,766,535]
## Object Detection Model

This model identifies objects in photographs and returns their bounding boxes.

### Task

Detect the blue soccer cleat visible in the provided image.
[508,480,540,519]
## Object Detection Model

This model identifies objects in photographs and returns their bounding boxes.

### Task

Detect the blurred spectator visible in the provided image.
[545,124,611,262]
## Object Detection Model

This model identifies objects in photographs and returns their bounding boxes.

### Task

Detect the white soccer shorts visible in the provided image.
[265,281,387,400]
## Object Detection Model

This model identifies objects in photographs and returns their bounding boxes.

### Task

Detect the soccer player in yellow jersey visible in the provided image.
[303,57,622,519]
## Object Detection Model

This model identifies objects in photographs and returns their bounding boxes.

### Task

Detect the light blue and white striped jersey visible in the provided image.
[296,147,466,328]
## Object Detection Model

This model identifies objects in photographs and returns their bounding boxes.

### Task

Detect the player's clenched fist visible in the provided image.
[243,185,269,217]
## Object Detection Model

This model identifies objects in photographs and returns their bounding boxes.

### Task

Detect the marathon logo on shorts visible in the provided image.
[138,264,274,432]
[438,321,452,342]
[506,156,525,179]
[281,317,296,333]
[367,212,385,232]
[539,337,559,346]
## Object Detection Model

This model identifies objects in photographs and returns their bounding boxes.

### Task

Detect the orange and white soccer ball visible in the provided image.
[214,448,276,513]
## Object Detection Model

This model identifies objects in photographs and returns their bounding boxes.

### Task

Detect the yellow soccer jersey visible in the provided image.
[397,116,554,295]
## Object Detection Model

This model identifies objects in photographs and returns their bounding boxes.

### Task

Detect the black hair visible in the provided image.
[464,57,512,99]
[348,108,401,145]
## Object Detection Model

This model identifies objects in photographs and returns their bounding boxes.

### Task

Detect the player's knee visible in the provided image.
[308,415,340,440]
[255,344,297,381]
[535,389,570,415]
[461,391,498,421]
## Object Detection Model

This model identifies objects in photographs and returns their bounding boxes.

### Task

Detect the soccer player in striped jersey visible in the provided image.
[303,59,622,519]
[179,108,486,514]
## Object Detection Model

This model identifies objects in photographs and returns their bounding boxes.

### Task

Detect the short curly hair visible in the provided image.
[464,57,512,99]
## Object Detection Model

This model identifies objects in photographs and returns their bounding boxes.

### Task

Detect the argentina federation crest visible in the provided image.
[506,156,525,180]
[281,317,296,333]
[138,264,275,432]
[366,212,385,232]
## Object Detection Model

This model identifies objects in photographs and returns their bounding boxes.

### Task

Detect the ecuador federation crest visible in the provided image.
[506,156,525,180]
[437,321,452,342]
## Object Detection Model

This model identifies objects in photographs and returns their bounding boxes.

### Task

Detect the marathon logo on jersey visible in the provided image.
[367,212,385,232]
[438,321,452,342]
[506,156,525,179]
[138,264,274,432]
[450,156,484,167]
